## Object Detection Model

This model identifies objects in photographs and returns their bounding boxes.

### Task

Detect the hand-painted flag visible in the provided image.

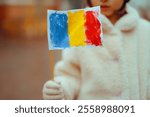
[47,6,103,50]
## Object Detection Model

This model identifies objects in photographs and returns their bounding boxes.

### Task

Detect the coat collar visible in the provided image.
[101,4,140,32]
[115,4,140,31]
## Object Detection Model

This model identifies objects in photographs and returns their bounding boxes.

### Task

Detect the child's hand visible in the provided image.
[42,80,65,100]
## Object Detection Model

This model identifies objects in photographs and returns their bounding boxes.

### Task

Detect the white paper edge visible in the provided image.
[47,6,103,50]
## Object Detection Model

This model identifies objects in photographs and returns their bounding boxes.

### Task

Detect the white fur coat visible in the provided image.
[54,5,150,100]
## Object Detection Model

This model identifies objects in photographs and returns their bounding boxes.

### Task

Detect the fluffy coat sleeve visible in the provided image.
[147,40,150,99]
[54,49,81,99]
[147,32,150,99]
[145,21,150,99]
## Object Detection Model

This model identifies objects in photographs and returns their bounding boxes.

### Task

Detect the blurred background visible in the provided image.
[0,0,150,100]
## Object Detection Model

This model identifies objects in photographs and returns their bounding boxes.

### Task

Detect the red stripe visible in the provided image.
[85,11,102,46]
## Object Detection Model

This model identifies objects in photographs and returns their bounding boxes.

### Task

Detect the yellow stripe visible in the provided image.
[68,10,86,47]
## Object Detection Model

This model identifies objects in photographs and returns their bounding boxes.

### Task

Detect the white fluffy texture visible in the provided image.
[54,5,150,100]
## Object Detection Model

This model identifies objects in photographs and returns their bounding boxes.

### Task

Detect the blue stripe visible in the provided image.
[49,12,70,49]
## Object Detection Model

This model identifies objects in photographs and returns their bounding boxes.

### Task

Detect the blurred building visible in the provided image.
[0,0,64,38]
[0,0,64,99]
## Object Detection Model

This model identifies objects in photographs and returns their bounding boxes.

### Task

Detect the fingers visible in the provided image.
[43,88,64,100]
[43,93,64,100]
[44,80,61,89]
[42,80,64,100]
[43,87,63,95]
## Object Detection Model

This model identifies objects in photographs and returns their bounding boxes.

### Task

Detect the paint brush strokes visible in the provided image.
[68,10,86,47]
[85,11,102,46]
[49,13,70,48]
[47,6,103,50]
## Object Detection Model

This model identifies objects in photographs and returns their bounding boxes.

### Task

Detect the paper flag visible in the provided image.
[47,6,103,50]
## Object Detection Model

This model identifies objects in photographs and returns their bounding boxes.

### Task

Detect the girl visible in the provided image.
[43,0,150,100]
